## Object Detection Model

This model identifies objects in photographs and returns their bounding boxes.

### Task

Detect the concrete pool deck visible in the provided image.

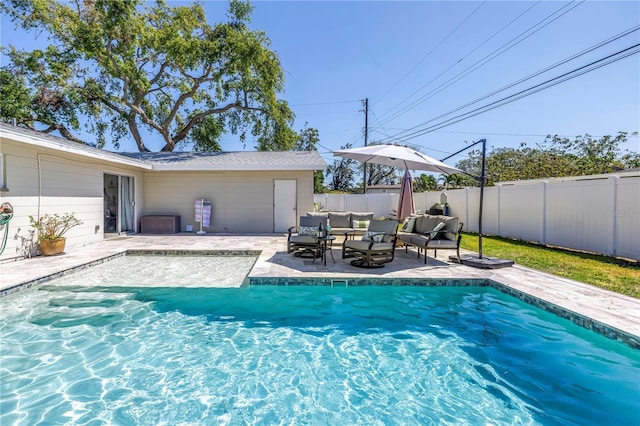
[1,233,638,346]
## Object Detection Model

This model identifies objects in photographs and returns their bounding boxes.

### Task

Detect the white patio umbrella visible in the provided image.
[333,144,462,175]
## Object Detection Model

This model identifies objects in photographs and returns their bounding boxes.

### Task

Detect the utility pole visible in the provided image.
[363,97,368,193]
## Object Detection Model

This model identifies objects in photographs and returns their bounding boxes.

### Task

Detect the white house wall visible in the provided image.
[141,170,314,233]
[0,139,145,261]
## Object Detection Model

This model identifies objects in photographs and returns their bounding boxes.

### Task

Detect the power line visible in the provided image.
[290,99,362,107]
[376,1,541,123]
[373,1,488,107]
[375,0,584,128]
[391,44,640,143]
[381,24,640,142]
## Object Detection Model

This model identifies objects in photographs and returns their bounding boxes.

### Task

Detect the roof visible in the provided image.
[0,123,153,170]
[121,150,326,171]
[0,123,327,171]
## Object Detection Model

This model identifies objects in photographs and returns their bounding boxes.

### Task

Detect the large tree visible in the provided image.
[456,132,640,185]
[0,0,294,152]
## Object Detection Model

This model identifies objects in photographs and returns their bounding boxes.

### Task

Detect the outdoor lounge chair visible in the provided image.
[342,219,398,268]
[287,216,327,257]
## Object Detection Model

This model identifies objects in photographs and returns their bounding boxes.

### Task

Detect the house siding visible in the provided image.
[0,139,145,261]
[141,170,314,233]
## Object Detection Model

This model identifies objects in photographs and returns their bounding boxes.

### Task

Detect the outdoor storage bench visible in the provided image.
[140,215,181,234]
[397,214,463,264]
[306,211,375,236]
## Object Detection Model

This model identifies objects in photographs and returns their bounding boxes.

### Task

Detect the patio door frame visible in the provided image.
[103,173,136,235]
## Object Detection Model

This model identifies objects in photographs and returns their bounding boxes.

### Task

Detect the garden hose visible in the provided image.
[0,202,14,256]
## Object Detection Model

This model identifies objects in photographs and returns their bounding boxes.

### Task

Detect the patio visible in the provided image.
[0,233,638,346]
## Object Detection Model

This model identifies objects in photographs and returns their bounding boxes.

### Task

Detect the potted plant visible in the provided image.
[29,213,83,256]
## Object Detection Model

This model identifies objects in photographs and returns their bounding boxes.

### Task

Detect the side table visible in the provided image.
[313,235,336,266]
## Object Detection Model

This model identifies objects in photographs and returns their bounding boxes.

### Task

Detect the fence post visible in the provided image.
[496,184,501,236]
[541,181,548,245]
[465,187,470,232]
[608,176,618,257]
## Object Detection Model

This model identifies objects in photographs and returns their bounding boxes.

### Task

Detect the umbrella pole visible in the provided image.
[363,98,369,193]
[440,138,487,260]
[478,139,486,259]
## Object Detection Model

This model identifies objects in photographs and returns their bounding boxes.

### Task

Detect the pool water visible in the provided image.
[1,285,638,425]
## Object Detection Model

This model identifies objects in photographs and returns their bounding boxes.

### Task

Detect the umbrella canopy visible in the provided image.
[333,144,462,175]
[396,169,415,221]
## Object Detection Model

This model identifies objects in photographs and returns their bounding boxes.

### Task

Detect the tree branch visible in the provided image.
[169,101,260,147]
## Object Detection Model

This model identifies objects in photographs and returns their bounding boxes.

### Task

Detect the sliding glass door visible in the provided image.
[104,174,135,234]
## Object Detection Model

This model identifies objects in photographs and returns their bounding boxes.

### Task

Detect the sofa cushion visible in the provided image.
[351,219,370,230]
[289,235,317,245]
[440,216,459,241]
[344,240,394,251]
[396,232,412,244]
[350,212,374,226]
[409,234,430,247]
[415,215,439,234]
[306,211,329,219]
[328,212,351,228]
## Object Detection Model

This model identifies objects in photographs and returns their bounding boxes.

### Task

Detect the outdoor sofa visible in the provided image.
[306,211,375,236]
[397,214,463,264]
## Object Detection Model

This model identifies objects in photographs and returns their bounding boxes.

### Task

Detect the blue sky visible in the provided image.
[2,0,639,168]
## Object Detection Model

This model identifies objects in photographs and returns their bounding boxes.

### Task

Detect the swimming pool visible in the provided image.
[1,283,638,425]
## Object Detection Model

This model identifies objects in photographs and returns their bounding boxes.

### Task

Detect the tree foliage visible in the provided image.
[412,174,438,192]
[326,143,357,192]
[291,122,324,193]
[0,0,294,152]
[366,163,397,187]
[456,132,639,185]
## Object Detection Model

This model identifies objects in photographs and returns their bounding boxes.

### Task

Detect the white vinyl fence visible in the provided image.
[314,172,640,260]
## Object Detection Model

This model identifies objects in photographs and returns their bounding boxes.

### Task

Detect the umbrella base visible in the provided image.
[453,254,514,269]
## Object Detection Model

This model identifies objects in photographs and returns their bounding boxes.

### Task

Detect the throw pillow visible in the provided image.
[352,219,370,229]
[362,231,384,243]
[299,226,318,236]
[429,221,446,238]
[400,216,417,233]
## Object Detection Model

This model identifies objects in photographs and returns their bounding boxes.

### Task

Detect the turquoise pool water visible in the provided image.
[1,285,638,425]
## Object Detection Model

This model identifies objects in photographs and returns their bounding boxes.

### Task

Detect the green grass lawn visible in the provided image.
[459,233,640,299]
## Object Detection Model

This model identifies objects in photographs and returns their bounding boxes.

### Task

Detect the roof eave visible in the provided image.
[150,164,326,172]
[0,126,153,170]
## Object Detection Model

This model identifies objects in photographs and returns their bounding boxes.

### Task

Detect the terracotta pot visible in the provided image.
[39,238,66,256]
